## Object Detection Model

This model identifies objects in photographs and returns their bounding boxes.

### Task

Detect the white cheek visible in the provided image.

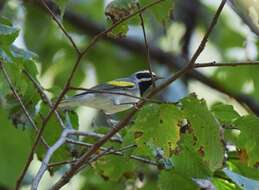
[138,78,152,82]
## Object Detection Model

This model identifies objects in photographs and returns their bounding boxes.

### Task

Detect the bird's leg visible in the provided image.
[104,113,119,127]
[104,113,122,142]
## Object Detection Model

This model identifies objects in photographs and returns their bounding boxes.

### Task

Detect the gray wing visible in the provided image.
[74,78,137,97]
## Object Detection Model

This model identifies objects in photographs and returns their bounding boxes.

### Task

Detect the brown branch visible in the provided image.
[50,1,226,188]
[189,0,226,67]
[195,60,259,68]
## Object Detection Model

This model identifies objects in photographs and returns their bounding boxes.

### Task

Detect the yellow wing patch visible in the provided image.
[107,80,135,87]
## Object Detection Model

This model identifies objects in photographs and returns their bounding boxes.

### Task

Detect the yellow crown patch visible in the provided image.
[107,80,135,87]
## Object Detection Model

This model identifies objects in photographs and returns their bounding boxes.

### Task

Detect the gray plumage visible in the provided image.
[59,73,145,114]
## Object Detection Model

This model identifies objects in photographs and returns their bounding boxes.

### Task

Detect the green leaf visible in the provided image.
[212,178,239,190]
[228,160,259,181]
[81,167,124,190]
[127,104,183,158]
[107,19,129,38]
[69,0,105,21]
[9,45,38,76]
[10,45,37,61]
[0,17,13,26]
[96,155,136,181]
[4,60,28,96]
[34,103,72,166]
[0,47,12,63]
[0,108,31,189]
[0,23,19,46]
[181,95,224,171]
[233,115,259,166]
[159,170,199,190]
[105,0,139,38]
[172,139,212,178]
[211,103,240,124]
[139,0,173,23]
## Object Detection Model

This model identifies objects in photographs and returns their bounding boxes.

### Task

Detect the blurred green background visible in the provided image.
[0,0,258,189]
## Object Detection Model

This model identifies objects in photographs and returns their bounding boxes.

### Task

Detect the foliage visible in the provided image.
[0,0,258,189]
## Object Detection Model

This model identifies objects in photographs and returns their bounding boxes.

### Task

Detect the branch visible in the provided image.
[195,60,259,68]
[67,130,123,143]
[32,128,124,188]
[66,140,158,166]
[50,1,226,189]
[188,0,226,67]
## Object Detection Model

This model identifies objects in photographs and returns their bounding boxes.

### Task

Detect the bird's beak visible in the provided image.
[154,76,164,80]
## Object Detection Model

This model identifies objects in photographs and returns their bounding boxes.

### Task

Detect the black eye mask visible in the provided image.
[138,80,153,96]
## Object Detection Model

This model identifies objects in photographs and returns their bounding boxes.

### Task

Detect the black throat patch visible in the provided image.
[138,80,152,96]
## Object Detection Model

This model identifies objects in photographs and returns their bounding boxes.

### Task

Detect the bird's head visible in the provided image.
[132,70,163,95]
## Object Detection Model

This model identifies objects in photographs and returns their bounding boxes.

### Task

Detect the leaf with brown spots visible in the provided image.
[180,95,225,172]
[124,104,183,158]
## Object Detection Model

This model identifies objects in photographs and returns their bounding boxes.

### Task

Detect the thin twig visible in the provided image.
[66,140,157,166]
[40,0,81,54]
[195,60,259,68]
[68,130,123,143]
[69,87,166,104]
[48,159,77,168]
[115,144,137,152]
[50,1,226,189]
[137,2,155,88]
[188,0,226,67]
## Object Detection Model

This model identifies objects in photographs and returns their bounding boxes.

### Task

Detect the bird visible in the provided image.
[58,70,162,114]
